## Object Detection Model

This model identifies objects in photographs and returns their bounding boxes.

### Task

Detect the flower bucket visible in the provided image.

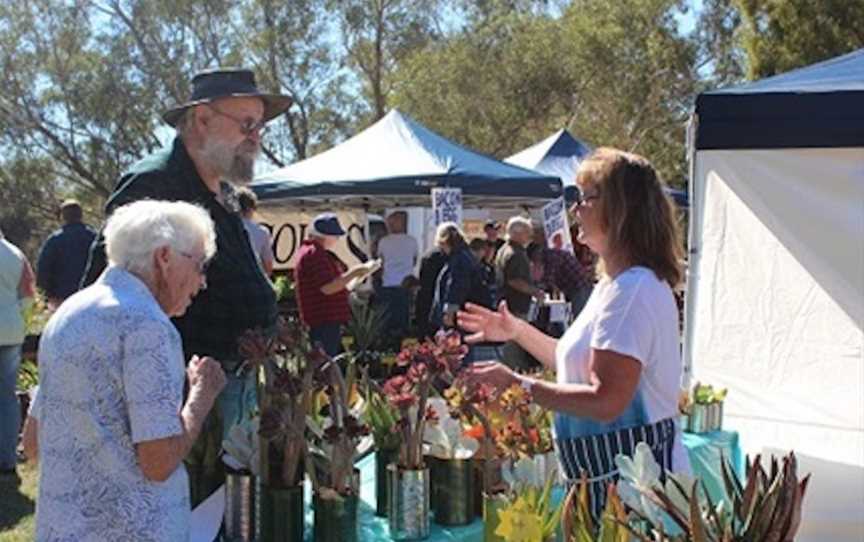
[224,469,255,542]
[186,463,224,509]
[256,482,304,542]
[483,492,510,542]
[376,447,399,517]
[313,492,359,542]
[388,464,430,540]
[430,457,475,526]
[688,402,724,433]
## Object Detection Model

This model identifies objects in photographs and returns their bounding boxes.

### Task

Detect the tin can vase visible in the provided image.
[224,469,255,542]
[388,464,430,540]
[688,403,708,433]
[483,492,510,542]
[313,492,359,542]
[376,447,399,517]
[431,458,475,526]
[256,482,304,542]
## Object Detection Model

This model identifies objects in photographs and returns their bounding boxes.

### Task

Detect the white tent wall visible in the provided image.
[685,148,864,541]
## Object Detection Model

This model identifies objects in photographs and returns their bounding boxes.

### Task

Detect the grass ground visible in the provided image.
[0,463,37,542]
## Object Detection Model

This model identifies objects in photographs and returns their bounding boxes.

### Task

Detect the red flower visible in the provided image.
[383,375,416,410]
[238,328,275,364]
[406,362,428,384]
[424,404,439,423]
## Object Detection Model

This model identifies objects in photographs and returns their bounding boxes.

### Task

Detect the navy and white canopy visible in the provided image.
[252,110,562,209]
[695,47,864,150]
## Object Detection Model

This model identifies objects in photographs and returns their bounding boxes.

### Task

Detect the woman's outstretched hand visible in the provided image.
[457,300,521,344]
[463,361,519,393]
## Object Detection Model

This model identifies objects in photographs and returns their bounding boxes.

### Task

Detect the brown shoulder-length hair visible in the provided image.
[576,147,684,287]
[435,222,468,252]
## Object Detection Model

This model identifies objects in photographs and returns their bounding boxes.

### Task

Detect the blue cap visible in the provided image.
[312,213,346,236]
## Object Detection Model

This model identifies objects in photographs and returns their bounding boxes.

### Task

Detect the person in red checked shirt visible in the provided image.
[294,213,378,356]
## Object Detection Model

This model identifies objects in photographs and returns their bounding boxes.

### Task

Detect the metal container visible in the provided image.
[688,403,708,433]
[224,470,255,542]
[388,464,430,540]
[313,493,359,542]
[430,458,475,526]
[376,448,399,517]
[483,493,509,542]
[256,482,304,542]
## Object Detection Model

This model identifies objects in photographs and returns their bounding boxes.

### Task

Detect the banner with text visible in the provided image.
[541,197,573,252]
[255,207,370,271]
[432,187,463,227]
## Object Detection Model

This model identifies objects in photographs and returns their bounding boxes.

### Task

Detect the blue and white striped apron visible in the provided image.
[555,416,676,519]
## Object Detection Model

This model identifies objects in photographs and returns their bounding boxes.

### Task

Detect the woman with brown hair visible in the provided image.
[429,222,490,334]
[460,147,687,518]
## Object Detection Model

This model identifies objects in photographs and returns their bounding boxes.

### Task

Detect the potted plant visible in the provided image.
[345,302,388,379]
[239,318,325,542]
[451,380,555,541]
[568,442,811,542]
[307,352,369,542]
[682,383,728,433]
[361,373,402,516]
[382,330,468,540]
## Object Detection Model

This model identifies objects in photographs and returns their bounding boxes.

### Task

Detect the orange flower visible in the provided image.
[463,423,486,440]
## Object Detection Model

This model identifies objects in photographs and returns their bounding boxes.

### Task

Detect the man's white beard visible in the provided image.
[200,136,259,185]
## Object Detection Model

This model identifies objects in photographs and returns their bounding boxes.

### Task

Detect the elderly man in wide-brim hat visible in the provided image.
[82,68,292,505]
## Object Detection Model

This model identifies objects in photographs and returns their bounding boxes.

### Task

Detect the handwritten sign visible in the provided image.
[255,207,370,271]
[542,197,573,252]
[432,187,463,226]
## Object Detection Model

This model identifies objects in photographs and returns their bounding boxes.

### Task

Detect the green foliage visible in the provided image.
[361,378,402,451]
[561,479,629,542]
[272,275,295,302]
[735,0,864,80]
[17,360,39,393]
[345,301,388,354]
[391,0,699,185]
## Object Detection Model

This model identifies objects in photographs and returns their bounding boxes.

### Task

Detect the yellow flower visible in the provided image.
[494,497,544,542]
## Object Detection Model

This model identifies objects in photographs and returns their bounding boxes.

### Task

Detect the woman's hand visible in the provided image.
[463,361,519,394]
[187,355,227,407]
[457,300,521,344]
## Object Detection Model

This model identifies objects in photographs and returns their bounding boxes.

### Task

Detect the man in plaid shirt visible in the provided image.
[81,69,292,504]
[541,246,595,318]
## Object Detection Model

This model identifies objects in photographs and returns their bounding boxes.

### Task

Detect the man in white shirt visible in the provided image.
[376,211,418,348]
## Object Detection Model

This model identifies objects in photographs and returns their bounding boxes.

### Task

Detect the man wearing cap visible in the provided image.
[36,199,97,309]
[81,68,292,504]
[295,214,377,356]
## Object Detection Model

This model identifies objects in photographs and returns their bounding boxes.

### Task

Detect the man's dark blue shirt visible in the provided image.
[37,222,97,301]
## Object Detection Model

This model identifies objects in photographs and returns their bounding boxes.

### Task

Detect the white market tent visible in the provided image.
[686,48,864,541]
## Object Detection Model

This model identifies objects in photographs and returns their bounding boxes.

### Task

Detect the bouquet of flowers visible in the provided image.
[381,329,468,470]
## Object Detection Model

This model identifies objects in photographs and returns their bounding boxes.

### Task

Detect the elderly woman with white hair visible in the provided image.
[31,200,227,541]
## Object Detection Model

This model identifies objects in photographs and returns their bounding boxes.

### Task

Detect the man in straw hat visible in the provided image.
[82,68,292,504]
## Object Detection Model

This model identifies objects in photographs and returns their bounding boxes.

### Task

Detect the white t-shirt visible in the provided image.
[243,218,274,270]
[554,266,689,472]
[377,233,418,287]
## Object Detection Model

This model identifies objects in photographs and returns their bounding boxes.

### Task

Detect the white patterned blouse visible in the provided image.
[32,266,189,542]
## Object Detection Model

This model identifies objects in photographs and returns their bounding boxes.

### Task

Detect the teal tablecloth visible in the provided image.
[303,453,486,541]
[682,430,745,505]
[301,431,743,540]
